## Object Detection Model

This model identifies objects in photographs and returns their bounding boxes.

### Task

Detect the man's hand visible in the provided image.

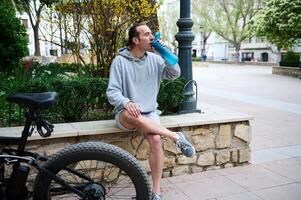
[124,101,141,118]
[151,39,166,54]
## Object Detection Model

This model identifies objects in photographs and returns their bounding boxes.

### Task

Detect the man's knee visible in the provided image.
[147,134,162,149]
[119,110,141,128]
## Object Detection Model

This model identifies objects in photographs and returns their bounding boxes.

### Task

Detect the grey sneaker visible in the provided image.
[152,193,162,200]
[176,132,196,157]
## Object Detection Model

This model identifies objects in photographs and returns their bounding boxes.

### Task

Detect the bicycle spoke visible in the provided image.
[48,160,138,199]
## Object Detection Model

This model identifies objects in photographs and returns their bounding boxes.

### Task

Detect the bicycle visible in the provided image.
[0,92,151,200]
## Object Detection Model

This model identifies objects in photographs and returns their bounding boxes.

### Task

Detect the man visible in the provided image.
[106,23,195,200]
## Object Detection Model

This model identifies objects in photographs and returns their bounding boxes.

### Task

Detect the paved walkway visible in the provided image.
[161,63,301,200]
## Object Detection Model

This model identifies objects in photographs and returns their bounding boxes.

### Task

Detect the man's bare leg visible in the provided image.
[119,110,168,195]
[118,110,178,141]
[144,133,164,195]
[118,110,195,195]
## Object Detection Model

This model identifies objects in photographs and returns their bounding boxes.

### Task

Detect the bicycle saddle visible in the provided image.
[7,92,58,109]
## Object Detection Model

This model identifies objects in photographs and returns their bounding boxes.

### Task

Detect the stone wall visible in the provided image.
[25,120,251,178]
[272,66,301,78]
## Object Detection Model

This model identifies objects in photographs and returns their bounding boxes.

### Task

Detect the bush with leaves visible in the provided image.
[1,63,187,126]
[280,51,301,68]
[252,0,301,50]
[158,78,187,115]
[0,1,28,73]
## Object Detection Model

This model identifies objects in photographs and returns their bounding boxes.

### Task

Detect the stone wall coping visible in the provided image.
[0,103,253,141]
[272,66,301,78]
[273,66,300,70]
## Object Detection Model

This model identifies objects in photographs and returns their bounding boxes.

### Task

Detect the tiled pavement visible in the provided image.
[162,153,301,200]
[160,64,301,200]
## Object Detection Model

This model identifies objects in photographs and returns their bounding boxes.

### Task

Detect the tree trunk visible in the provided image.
[202,36,207,56]
[235,46,240,63]
[33,25,41,56]
[58,14,64,56]
[277,47,282,64]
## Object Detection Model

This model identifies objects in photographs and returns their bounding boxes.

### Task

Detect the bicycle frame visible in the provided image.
[0,109,93,199]
[1,92,151,200]
[0,109,34,154]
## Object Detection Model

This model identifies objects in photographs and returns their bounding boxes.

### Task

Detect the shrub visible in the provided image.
[0,63,187,126]
[20,77,113,123]
[158,78,187,114]
[0,73,27,126]
[0,1,28,73]
[192,57,201,62]
[280,51,301,68]
[52,77,112,122]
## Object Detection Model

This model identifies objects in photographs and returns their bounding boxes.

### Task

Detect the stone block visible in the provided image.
[216,125,232,148]
[164,157,176,169]
[192,127,210,136]
[206,166,221,171]
[162,170,171,178]
[234,124,251,143]
[163,138,179,154]
[130,135,150,160]
[238,148,251,163]
[112,140,136,156]
[177,155,197,165]
[197,151,215,166]
[191,166,203,173]
[231,149,238,163]
[231,137,247,148]
[179,127,193,136]
[139,160,151,173]
[45,148,61,156]
[172,166,190,176]
[210,125,220,135]
[44,142,71,156]
[216,149,230,165]
[192,133,215,151]
[224,163,234,168]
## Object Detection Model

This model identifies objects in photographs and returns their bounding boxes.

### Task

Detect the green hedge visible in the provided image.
[192,57,201,62]
[280,51,301,68]
[0,63,187,127]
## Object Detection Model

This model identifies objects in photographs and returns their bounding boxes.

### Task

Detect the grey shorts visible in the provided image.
[115,110,161,131]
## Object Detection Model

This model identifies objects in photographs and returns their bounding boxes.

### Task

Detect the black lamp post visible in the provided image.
[175,0,198,113]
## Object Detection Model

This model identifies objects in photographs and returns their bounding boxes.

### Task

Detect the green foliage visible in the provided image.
[280,51,301,68]
[1,63,186,126]
[56,0,158,77]
[199,0,260,56]
[192,57,201,62]
[158,78,187,115]
[252,0,301,49]
[52,77,112,122]
[0,1,28,73]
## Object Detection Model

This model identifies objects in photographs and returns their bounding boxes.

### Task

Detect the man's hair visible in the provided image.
[126,22,146,47]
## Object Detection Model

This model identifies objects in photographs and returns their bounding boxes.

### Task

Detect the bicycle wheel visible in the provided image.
[33,141,151,200]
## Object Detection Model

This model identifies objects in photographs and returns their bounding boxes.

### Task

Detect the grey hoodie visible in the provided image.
[106,48,181,114]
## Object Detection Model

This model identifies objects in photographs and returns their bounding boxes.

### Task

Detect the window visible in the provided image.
[256,37,265,43]
[22,19,28,29]
[241,52,254,61]
[244,37,252,43]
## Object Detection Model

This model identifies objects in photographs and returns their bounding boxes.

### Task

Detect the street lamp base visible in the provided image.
[178,109,202,114]
[178,97,201,114]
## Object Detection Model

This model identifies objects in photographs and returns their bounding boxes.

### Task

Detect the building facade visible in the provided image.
[192,33,301,63]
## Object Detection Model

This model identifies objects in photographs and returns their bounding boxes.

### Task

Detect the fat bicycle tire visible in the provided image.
[33,141,151,200]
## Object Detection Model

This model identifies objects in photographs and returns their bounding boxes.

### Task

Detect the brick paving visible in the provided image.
[160,63,301,200]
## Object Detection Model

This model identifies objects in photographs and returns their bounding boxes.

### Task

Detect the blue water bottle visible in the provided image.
[152,32,179,65]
